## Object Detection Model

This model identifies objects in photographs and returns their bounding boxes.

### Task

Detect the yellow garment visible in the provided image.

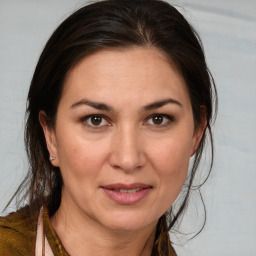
[0,206,177,256]
[0,206,37,255]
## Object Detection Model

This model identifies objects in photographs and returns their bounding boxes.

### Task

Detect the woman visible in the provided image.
[0,0,217,255]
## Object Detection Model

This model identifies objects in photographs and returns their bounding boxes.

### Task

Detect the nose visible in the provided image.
[109,125,146,172]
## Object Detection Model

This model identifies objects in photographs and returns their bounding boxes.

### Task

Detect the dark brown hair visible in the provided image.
[10,0,217,244]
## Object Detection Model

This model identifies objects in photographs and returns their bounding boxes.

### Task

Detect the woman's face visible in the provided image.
[41,47,205,232]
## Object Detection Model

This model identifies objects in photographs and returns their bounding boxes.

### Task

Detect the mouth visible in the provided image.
[101,183,152,205]
[115,188,143,193]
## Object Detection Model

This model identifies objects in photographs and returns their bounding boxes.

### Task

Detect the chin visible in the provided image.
[100,211,157,232]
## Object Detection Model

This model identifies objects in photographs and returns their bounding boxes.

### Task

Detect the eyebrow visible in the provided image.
[143,98,182,110]
[70,98,182,111]
[71,99,113,111]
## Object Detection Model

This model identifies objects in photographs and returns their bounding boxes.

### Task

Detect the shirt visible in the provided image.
[0,206,177,256]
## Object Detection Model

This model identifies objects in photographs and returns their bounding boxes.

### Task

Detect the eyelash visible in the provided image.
[145,114,175,127]
[81,114,175,129]
[81,114,110,129]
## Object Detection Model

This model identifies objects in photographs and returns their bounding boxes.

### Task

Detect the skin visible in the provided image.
[39,47,206,256]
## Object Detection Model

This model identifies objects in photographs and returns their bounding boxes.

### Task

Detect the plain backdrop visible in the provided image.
[0,1,255,255]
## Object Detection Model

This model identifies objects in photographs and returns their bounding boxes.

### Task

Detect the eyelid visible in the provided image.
[145,113,175,127]
[81,114,111,128]
[80,113,175,129]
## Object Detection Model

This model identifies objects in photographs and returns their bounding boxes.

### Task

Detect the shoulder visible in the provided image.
[0,206,38,255]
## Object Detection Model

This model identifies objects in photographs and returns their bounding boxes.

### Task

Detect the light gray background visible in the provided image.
[0,1,255,255]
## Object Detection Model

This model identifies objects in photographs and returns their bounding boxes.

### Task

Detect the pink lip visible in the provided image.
[101,183,152,205]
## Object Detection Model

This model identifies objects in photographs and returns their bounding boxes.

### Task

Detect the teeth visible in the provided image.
[119,188,141,193]
[128,189,138,194]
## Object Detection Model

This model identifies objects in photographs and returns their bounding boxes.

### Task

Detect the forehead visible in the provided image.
[60,47,190,109]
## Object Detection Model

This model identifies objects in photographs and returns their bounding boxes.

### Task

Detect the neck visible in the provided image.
[50,199,157,256]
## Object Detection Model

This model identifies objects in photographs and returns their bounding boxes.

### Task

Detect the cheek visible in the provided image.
[150,137,192,200]
[56,133,108,182]
[150,135,192,171]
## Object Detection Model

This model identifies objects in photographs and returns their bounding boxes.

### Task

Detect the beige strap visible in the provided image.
[35,207,54,256]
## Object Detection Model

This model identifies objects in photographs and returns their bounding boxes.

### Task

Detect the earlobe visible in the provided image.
[39,111,59,166]
[190,107,207,156]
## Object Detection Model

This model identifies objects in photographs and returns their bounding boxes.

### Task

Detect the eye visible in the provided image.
[83,115,110,128]
[146,114,173,126]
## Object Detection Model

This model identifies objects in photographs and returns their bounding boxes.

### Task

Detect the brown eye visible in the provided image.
[152,115,164,125]
[91,116,102,125]
[146,114,172,127]
[85,115,109,127]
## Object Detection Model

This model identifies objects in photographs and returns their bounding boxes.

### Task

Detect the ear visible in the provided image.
[190,106,207,156]
[39,111,59,167]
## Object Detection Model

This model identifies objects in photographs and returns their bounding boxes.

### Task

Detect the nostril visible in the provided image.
[108,152,146,172]
[108,130,146,171]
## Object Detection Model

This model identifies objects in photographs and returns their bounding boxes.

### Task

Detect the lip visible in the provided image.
[101,183,152,205]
